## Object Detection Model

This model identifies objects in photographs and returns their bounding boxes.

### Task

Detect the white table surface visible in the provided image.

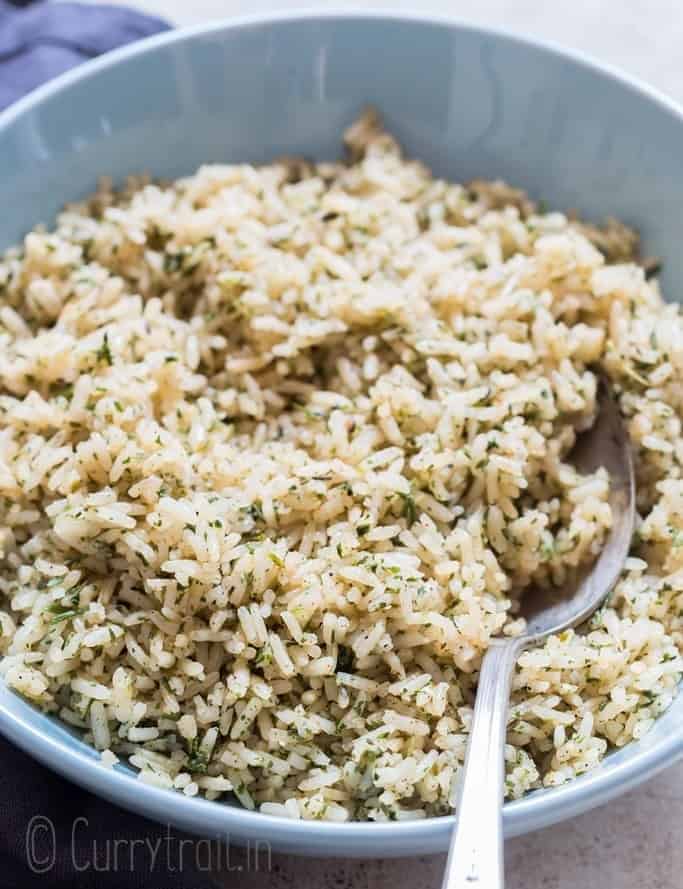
[79,2,683,886]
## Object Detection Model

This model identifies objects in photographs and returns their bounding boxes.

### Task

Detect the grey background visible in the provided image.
[78,2,683,887]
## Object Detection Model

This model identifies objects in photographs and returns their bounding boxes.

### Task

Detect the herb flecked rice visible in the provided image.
[1,109,682,822]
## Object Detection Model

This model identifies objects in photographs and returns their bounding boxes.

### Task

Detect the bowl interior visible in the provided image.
[1,11,683,857]
[4,14,683,298]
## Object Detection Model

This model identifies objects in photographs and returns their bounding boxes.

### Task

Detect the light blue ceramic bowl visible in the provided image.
[1,10,683,859]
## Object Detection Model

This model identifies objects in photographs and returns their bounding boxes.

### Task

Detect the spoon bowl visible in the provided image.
[520,378,635,640]
[443,377,635,889]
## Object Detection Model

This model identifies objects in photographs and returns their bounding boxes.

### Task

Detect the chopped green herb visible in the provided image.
[246,501,264,523]
[254,645,273,668]
[164,252,183,274]
[400,491,418,526]
[96,333,113,366]
[45,601,86,626]
[185,736,209,774]
[51,382,74,401]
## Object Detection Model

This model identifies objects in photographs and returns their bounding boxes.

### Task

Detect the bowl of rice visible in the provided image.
[1,10,683,858]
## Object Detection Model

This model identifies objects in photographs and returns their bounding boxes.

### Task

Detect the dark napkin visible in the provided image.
[0,0,169,109]
[0,735,227,887]
[0,9,231,887]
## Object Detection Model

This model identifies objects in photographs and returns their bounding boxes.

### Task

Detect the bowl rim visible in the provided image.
[1,6,683,852]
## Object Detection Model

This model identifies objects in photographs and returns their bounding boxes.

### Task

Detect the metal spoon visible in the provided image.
[442,378,635,889]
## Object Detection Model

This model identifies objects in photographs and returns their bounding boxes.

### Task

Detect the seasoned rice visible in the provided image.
[0,109,682,821]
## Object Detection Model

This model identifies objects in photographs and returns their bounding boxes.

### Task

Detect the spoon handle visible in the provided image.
[442,638,523,889]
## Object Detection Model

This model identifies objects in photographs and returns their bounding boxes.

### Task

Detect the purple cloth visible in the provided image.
[0,0,169,109]
[0,10,231,886]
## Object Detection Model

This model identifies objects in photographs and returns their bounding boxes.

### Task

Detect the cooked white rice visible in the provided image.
[0,109,681,822]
